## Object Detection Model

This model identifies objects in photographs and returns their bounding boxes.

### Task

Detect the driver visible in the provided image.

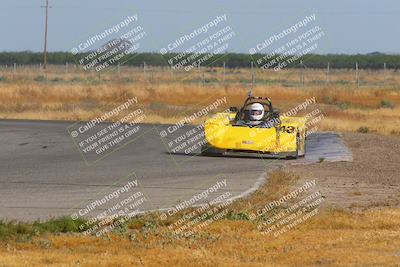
[243,103,265,127]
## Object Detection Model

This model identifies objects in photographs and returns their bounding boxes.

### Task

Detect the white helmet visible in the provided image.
[245,103,264,122]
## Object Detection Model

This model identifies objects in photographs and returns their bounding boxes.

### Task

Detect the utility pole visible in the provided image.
[41,0,50,70]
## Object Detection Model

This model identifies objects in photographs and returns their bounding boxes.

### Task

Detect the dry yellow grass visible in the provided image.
[0,66,400,136]
[0,209,399,266]
[3,65,400,85]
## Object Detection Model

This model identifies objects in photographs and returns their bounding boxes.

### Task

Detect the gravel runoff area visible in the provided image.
[287,132,400,209]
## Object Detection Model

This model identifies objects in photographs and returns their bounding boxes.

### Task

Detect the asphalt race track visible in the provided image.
[0,120,352,221]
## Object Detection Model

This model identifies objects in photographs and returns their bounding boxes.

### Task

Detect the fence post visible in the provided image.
[383,62,386,86]
[326,62,330,83]
[117,63,120,76]
[197,64,200,86]
[202,66,205,86]
[355,62,359,88]
[143,62,146,78]
[223,61,226,84]
[39,63,42,74]
[65,62,69,73]
[300,60,304,87]
[13,63,16,75]
[251,61,255,88]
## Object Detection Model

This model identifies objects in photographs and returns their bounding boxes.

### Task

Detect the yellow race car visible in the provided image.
[201,94,306,159]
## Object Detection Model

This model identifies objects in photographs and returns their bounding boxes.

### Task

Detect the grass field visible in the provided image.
[0,65,399,266]
[0,170,399,266]
[0,65,400,135]
[1,209,400,266]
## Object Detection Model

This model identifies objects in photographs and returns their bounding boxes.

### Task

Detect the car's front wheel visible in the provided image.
[201,142,225,156]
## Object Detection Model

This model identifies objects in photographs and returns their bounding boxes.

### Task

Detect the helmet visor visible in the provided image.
[250,110,263,116]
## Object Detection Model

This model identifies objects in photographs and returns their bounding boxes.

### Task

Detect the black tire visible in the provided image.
[294,133,300,159]
[285,133,300,159]
[297,131,306,158]
[201,143,224,156]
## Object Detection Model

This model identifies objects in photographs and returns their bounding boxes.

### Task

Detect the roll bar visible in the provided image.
[235,95,275,121]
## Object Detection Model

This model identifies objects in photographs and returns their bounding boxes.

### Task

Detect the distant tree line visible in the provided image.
[0,51,399,69]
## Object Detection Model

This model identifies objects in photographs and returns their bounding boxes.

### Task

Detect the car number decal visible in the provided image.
[281,125,295,133]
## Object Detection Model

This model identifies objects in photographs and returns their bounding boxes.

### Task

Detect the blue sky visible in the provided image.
[1,0,399,54]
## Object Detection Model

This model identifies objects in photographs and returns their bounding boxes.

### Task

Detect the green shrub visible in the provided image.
[337,102,350,110]
[380,100,394,109]
[34,75,46,82]
[70,76,82,82]
[322,95,337,105]
[0,217,88,241]
[357,126,369,133]
[35,217,88,233]
[226,211,250,221]
[51,77,63,82]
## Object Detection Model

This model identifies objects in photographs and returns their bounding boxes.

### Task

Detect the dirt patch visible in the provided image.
[288,132,400,209]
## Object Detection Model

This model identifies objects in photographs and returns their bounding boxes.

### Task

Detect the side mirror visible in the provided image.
[229,106,238,112]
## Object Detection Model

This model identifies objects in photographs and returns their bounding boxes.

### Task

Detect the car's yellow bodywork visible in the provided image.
[203,112,306,157]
